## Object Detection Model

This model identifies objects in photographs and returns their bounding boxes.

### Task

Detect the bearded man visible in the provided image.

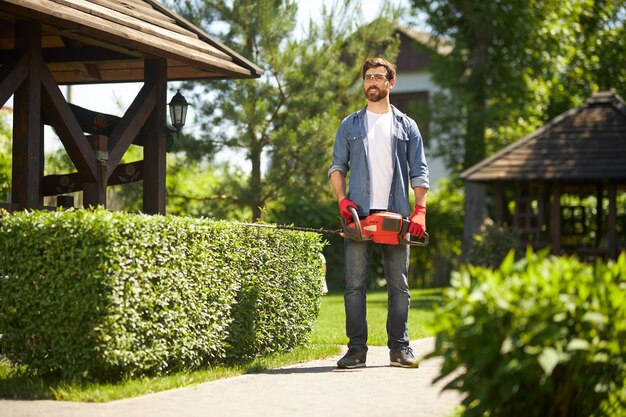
[328,57,430,369]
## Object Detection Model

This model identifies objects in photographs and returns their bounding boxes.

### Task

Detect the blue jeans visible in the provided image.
[343,238,411,351]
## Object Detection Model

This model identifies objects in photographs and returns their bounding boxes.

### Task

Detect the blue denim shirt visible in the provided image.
[327,105,429,218]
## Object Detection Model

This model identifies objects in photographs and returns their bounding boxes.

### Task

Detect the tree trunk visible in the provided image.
[460,7,491,262]
[249,142,263,221]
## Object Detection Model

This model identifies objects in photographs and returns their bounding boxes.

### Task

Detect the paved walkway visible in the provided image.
[0,337,463,417]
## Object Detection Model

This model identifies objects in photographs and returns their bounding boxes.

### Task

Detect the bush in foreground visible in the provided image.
[429,249,626,417]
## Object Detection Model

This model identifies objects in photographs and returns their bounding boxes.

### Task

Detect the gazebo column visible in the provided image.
[12,21,43,209]
[493,182,504,224]
[550,182,562,255]
[595,184,604,250]
[142,58,167,215]
[607,183,617,259]
[463,181,487,260]
[83,134,108,208]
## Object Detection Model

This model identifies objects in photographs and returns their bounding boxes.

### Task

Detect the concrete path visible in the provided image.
[0,337,463,417]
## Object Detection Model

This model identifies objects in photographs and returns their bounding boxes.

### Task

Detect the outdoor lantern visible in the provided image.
[168,90,189,134]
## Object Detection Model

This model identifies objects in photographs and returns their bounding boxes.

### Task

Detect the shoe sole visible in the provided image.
[390,361,419,368]
[337,362,366,369]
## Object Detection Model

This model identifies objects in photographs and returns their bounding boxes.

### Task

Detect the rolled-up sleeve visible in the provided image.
[407,119,430,190]
[328,120,350,177]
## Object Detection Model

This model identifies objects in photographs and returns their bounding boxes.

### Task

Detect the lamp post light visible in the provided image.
[168,90,189,135]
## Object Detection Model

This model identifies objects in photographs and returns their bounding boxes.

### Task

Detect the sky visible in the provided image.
[3,0,411,150]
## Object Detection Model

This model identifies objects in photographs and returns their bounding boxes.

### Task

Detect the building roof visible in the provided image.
[0,0,263,84]
[460,90,626,182]
[395,26,452,56]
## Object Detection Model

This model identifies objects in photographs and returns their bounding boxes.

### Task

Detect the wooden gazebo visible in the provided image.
[0,0,262,214]
[461,91,626,260]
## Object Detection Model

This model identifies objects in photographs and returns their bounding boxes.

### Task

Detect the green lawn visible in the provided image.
[0,287,442,401]
[311,288,443,346]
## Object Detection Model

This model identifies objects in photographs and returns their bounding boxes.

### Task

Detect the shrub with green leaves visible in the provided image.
[466,219,520,268]
[429,249,626,417]
[225,226,324,361]
[0,209,324,380]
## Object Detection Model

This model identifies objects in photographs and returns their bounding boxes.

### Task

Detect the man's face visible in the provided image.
[363,66,394,102]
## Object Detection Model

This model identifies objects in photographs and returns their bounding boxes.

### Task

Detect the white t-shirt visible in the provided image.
[366,110,393,210]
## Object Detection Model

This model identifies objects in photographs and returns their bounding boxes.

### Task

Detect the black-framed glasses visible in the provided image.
[363,73,387,82]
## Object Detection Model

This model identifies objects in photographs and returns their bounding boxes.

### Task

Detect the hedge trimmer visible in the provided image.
[242,207,429,247]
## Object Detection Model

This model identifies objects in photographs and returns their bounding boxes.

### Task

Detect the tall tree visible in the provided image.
[171,0,400,221]
[545,0,626,117]
[411,0,626,256]
[412,0,626,171]
[412,0,557,170]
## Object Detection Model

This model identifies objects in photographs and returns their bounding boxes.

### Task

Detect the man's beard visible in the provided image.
[364,86,388,102]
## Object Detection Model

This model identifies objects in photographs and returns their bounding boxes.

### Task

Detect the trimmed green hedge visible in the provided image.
[429,249,626,417]
[0,209,324,380]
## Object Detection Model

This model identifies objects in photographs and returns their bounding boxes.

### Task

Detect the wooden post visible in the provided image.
[142,58,167,215]
[607,183,617,259]
[596,184,604,250]
[12,21,42,209]
[83,134,108,208]
[494,182,504,224]
[462,181,486,261]
[550,182,561,255]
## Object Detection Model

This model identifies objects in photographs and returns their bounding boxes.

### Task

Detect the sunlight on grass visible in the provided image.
[310,288,443,346]
[0,288,441,402]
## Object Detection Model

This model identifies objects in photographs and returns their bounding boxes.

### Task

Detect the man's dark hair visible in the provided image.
[361,57,396,81]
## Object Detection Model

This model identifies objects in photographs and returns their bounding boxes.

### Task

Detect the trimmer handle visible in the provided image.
[399,219,429,246]
[339,206,365,241]
[400,231,429,246]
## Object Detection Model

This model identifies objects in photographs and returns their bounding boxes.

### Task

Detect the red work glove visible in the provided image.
[409,205,426,237]
[338,197,358,222]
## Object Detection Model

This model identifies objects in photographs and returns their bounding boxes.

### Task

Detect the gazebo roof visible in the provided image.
[460,91,626,182]
[0,0,263,84]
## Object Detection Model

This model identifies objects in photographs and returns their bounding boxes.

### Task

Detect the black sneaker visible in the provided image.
[337,347,367,369]
[390,346,419,368]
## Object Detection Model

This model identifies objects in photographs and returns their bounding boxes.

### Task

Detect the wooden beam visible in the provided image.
[107,82,156,169]
[2,0,250,77]
[142,58,167,215]
[57,36,104,81]
[41,160,145,196]
[0,51,28,107]
[0,47,135,65]
[12,21,43,209]
[40,64,98,181]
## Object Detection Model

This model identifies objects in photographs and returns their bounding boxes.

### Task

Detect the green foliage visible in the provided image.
[429,249,626,417]
[224,225,324,361]
[171,0,401,221]
[466,219,520,268]
[0,112,11,203]
[410,177,465,287]
[546,1,626,118]
[165,156,249,220]
[0,208,324,381]
[411,0,626,172]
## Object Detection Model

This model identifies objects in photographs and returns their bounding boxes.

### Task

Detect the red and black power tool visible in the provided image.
[339,206,429,246]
